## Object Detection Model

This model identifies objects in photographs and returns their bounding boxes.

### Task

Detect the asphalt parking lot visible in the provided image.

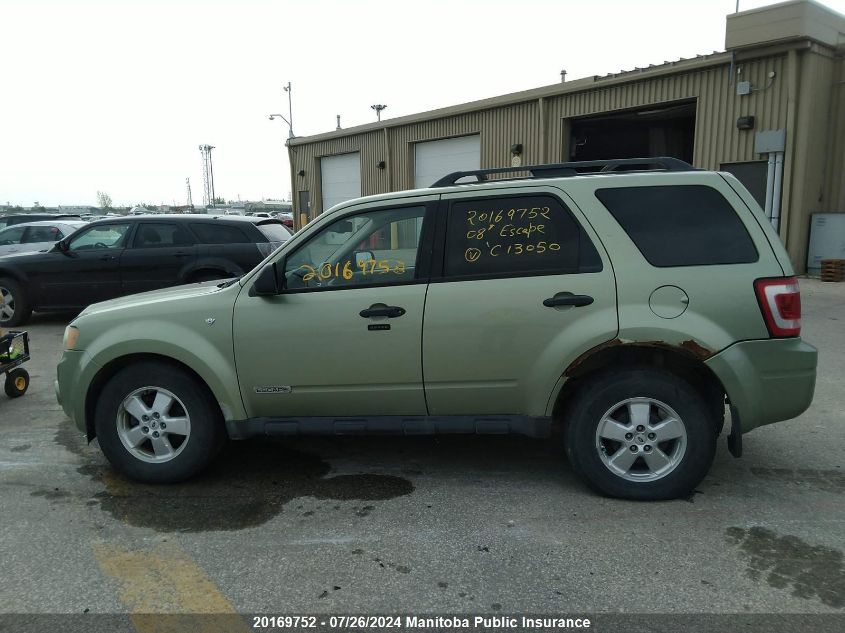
[0,279,843,624]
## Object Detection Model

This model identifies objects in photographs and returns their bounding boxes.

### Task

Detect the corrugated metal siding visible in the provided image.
[825,57,845,211]
[289,130,386,215]
[783,49,838,271]
[290,54,794,217]
[544,56,788,169]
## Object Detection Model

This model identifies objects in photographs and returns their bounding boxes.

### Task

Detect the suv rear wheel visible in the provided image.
[94,361,226,483]
[565,368,717,500]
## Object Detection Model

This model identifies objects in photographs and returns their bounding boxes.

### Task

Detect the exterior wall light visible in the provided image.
[737,116,755,130]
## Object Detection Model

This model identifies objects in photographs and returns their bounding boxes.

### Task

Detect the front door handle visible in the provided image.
[543,294,594,308]
[100,254,116,261]
[359,305,406,319]
[173,252,191,258]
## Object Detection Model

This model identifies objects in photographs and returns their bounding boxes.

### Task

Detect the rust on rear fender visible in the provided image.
[565,338,714,377]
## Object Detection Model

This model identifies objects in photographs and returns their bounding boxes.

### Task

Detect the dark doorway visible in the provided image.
[721,161,768,209]
[298,190,311,225]
[569,101,696,164]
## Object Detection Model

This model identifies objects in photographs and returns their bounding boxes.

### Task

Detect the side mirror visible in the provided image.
[54,240,69,253]
[354,250,375,267]
[251,262,282,296]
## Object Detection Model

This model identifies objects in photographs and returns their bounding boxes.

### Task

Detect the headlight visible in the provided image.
[63,325,80,350]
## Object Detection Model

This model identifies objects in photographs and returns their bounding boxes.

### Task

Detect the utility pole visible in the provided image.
[186,177,193,208]
[198,144,216,206]
[371,104,387,122]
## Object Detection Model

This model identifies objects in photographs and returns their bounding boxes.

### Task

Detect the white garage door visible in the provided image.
[414,135,481,188]
[320,152,361,211]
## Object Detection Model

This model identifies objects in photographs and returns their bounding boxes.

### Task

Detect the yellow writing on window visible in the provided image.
[296,259,407,282]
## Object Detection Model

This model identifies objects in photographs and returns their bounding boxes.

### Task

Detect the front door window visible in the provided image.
[283,206,426,290]
[68,223,131,251]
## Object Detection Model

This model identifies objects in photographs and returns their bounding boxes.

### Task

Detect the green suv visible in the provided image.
[55,158,817,500]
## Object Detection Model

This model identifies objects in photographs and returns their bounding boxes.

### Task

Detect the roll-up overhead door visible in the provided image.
[414,135,481,188]
[320,152,361,212]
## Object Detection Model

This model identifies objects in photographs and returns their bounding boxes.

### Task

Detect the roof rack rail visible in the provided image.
[430,157,695,188]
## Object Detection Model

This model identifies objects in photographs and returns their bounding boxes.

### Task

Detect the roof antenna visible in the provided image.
[560,69,567,83]
[336,115,342,130]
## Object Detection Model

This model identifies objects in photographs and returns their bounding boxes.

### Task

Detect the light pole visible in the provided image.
[268,113,293,139]
[371,104,387,122]
[283,82,293,135]
[268,82,294,138]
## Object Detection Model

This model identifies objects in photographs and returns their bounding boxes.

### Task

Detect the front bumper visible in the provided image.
[56,350,92,434]
[705,337,817,433]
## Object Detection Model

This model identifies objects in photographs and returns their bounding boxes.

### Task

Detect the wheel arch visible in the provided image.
[84,353,223,441]
[551,343,727,434]
[0,267,28,285]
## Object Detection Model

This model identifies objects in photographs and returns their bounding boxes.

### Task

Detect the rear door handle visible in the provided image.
[543,294,594,308]
[100,254,116,261]
[173,252,191,258]
[359,305,406,318]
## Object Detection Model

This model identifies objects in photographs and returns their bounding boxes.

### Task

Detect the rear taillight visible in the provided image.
[754,277,801,337]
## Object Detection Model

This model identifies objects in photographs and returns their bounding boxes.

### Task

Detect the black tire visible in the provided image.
[94,361,226,483]
[565,367,717,501]
[0,277,32,327]
[5,368,29,398]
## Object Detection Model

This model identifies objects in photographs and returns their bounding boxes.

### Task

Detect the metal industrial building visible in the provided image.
[287,0,845,272]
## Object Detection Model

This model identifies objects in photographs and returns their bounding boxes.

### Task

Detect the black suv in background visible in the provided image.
[0,214,290,326]
[0,213,83,230]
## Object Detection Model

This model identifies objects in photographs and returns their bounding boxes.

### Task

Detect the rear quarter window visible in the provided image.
[256,221,291,242]
[595,184,758,267]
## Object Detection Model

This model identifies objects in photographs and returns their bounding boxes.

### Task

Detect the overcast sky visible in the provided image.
[2,0,844,208]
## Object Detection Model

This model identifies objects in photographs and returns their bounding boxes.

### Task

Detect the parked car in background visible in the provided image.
[0,221,88,257]
[247,212,273,218]
[276,212,294,229]
[0,214,290,326]
[0,213,83,231]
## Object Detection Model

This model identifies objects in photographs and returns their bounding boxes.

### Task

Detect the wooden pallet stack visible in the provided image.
[820,259,845,282]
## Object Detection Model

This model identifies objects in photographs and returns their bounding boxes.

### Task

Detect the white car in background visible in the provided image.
[0,220,88,257]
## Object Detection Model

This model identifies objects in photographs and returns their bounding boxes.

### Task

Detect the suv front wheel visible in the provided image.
[565,368,717,500]
[94,361,226,483]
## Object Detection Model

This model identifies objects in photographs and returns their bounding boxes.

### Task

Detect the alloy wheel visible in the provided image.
[116,386,192,463]
[0,285,14,323]
[595,397,687,482]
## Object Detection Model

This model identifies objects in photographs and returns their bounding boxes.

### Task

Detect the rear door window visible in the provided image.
[23,225,62,243]
[189,223,251,244]
[595,185,758,267]
[132,223,196,248]
[443,194,602,279]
